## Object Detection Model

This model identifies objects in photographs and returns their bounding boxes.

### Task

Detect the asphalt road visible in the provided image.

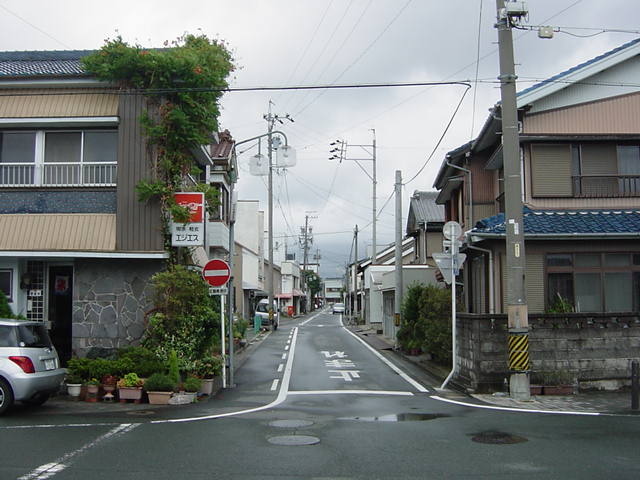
[2,309,639,479]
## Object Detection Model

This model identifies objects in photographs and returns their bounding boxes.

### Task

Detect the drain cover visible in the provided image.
[126,410,156,416]
[268,435,320,446]
[340,413,449,422]
[269,419,314,428]
[471,431,527,444]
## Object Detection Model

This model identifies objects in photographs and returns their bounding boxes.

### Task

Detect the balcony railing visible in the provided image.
[0,162,117,187]
[572,174,640,198]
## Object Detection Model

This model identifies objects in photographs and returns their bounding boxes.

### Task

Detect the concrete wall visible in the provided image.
[72,258,163,356]
[456,313,640,392]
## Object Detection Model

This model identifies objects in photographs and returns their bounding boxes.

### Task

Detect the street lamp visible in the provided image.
[237,106,295,330]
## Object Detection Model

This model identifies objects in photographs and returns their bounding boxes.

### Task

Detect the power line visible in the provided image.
[0,4,72,49]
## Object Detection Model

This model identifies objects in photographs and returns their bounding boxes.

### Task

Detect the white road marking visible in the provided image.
[271,379,280,391]
[430,395,602,416]
[289,390,413,396]
[284,345,289,351]
[277,363,284,372]
[328,370,360,381]
[281,353,287,360]
[154,327,300,423]
[341,317,429,393]
[18,423,138,479]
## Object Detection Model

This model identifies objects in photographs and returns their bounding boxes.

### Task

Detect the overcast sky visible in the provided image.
[2,0,638,277]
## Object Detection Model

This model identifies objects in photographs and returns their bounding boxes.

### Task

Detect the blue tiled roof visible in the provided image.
[0,50,93,77]
[517,37,640,99]
[474,207,640,236]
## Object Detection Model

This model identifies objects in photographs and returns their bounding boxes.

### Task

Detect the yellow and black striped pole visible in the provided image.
[508,332,530,372]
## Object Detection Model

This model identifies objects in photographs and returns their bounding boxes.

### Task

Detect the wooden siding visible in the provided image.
[116,95,164,252]
[525,253,545,313]
[523,92,640,135]
[0,88,118,118]
[473,203,496,223]
[530,144,572,197]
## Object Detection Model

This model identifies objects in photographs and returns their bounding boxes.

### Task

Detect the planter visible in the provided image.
[147,391,173,405]
[183,392,197,403]
[530,385,543,395]
[118,386,143,403]
[85,384,100,402]
[66,383,82,399]
[199,378,215,396]
[544,385,573,395]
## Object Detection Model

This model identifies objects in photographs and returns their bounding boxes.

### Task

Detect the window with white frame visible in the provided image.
[0,130,117,187]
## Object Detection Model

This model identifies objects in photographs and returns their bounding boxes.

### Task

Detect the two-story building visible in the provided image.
[0,50,233,362]
[433,38,640,391]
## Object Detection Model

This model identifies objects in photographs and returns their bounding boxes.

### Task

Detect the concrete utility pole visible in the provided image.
[496,0,530,400]
[394,170,403,335]
[354,224,359,318]
[329,129,377,262]
[299,213,315,312]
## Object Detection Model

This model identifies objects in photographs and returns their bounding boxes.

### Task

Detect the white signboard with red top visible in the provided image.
[171,192,205,247]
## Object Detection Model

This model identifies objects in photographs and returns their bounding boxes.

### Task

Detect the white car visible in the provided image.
[0,319,66,415]
[332,303,345,314]
[254,299,279,330]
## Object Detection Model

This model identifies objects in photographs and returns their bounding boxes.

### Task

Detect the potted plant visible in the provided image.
[117,372,144,403]
[84,378,101,402]
[65,373,83,399]
[542,371,574,395]
[193,356,223,396]
[144,373,175,405]
[181,376,202,403]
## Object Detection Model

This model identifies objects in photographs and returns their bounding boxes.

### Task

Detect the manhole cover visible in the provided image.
[268,435,320,446]
[269,419,314,428]
[340,413,449,422]
[471,431,527,444]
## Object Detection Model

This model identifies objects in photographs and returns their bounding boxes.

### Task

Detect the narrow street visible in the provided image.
[2,309,639,479]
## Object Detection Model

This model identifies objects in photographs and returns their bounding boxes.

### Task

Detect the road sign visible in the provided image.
[209,286,228,296]
[443,221,462,241]
[202,259,231,287]
[433,252,466,285]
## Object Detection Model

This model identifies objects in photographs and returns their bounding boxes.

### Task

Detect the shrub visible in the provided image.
[116,346,164,377]
[193,355,223,378]
[168,350,180,386]
[118,372,143,388]
[144,373,176,392]
[182,376,202,393]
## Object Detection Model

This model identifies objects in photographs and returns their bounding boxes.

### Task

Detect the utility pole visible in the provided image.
[353,224,359,319]
[263,101,294,330]
[394,170,403,338]
[496,0,530,400]
[329,129,377,262]
[299,213,315,313]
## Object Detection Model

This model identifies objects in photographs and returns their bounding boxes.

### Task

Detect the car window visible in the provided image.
[256,303,268,313]
[17,324,52,348]
[0,325,17,347]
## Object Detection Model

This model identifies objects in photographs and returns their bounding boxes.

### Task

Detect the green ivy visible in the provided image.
[82,34,234,257]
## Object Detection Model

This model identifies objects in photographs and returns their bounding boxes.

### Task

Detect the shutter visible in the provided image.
[530,144,572,196]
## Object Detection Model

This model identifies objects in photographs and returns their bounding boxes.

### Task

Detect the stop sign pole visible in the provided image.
[202,259,231,388]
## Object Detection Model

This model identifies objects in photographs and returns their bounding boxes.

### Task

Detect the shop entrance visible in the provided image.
[48,266,73,365]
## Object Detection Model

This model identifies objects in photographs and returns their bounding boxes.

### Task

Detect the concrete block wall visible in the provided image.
[457,313,640,392]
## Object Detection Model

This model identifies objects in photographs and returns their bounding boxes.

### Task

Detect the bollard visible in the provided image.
[632,360,639,411]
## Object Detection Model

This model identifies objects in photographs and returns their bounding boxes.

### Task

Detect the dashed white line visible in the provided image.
[281,353,287,360]
[271,379,280,391]
[289,390,413,396]
[277,363,284,372]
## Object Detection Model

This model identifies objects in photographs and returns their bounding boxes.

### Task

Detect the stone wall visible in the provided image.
[456,313,640,392]
[72,258,164,356]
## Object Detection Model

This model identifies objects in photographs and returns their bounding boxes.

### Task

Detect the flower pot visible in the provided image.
[147,391,173,405]
[543,385,573,395]
[118,386,143,403]
[183,392,197,403]
[199,378,215,396]
[85,384,100,402]
[67,383,82,399]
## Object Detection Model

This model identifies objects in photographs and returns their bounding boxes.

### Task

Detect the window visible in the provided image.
[546,253,640,312]
[0,130,117,187]
[0,269,12,302]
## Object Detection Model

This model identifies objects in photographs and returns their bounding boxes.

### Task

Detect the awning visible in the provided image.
[0,213,116,251]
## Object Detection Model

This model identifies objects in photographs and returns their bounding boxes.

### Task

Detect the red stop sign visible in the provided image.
[202,259,231,287]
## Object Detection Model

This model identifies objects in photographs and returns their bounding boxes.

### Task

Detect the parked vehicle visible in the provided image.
[332,303,345,314]
[0,319,66,415]
[254,299,279,330]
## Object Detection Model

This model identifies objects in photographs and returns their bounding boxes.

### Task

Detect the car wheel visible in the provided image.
[23,393,50,407]
[0,378,14,415]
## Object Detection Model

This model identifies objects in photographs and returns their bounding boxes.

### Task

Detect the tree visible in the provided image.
[302,271,322,306]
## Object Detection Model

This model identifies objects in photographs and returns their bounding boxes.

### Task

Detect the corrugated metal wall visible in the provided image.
[523,92,640,135]
[0,88,118,117]
[529,144,572,197]
[116,95,164,252]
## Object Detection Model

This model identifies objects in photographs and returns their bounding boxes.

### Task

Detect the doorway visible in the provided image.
[48,266,73,365]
